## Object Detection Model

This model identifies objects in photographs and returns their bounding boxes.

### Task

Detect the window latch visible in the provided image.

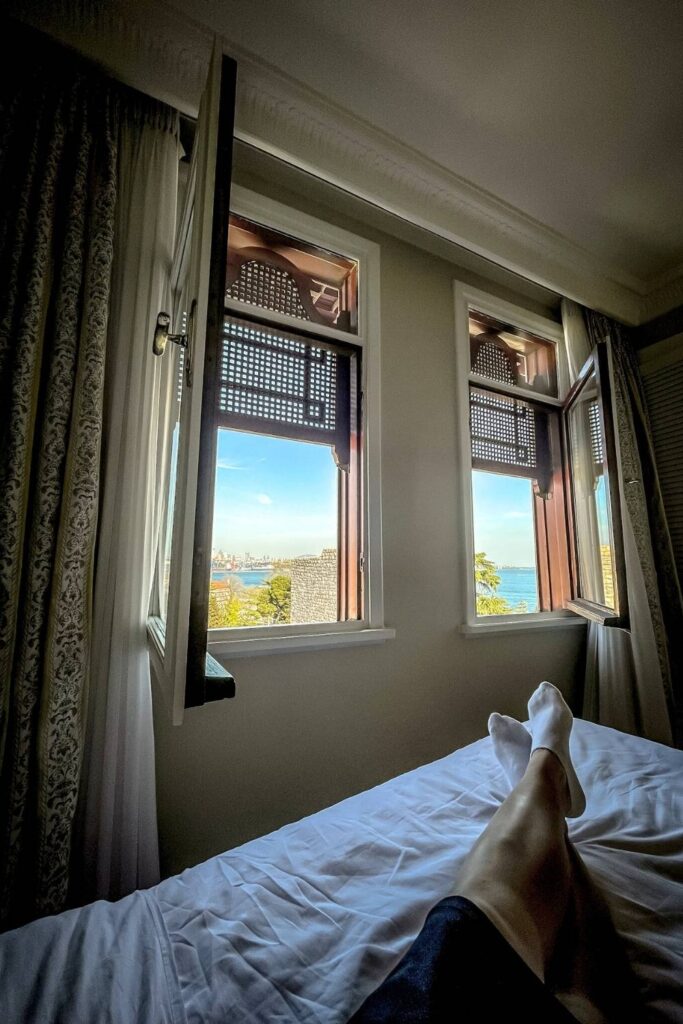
[153,304,196,388]
[152,311,188,357]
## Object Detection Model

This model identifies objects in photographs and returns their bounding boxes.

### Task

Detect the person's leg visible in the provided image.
[457,681,584,980]
[456,747,572,981]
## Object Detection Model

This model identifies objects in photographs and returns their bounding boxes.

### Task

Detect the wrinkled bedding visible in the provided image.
[1,720,681,1022]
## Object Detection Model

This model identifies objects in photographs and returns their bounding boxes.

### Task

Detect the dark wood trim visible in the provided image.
[342,353,362,620]
[224,305,359,356]
[533,487,551,611]
[186,55,238,709]
[633,304,683,351]
[533,411,572,611]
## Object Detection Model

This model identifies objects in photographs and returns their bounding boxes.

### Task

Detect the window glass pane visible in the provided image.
[472,470,539,615]
[209,428,340,628]
[227,214,358,334]
[469,309,557,397]
[567,369,615,608]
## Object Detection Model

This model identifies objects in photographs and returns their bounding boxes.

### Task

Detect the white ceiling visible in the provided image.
[172,0,683,285]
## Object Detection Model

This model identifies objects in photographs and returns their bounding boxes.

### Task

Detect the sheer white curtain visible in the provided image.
[562,299,674,745]
[77,101,180,899]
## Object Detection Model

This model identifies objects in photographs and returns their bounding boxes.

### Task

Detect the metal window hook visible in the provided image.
[153,303,195,388]
[152,311,188,356]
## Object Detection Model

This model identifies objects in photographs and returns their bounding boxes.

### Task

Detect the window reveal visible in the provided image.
[210,220,363,631]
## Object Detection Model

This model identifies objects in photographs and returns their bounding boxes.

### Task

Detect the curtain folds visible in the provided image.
[76,97,179,902]
[562,300,683,747]
[0,23,180,926]
[0,38,118,925]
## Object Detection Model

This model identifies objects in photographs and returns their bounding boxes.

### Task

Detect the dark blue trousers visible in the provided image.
[349,896,580,1023]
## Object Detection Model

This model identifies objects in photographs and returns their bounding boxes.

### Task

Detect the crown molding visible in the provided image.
[10,0,683,326]
[232,49,645,323]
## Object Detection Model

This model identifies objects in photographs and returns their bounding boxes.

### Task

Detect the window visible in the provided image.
[455,284,626,632]
[204,192,388,659]
[150,176,389,721]
[208,211,361,633]
[563,345,627,624]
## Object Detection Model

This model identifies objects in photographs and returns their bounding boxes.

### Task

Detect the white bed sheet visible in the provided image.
[154,719,683,1023]
[1,720,681,1023]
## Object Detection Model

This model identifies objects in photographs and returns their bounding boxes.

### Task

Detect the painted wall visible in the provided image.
[153,164,587,877]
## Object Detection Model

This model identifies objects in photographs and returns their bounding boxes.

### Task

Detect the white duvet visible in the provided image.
[1,720,681,1022]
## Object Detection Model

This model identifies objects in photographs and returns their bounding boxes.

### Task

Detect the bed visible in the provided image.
[1,719,681,1023]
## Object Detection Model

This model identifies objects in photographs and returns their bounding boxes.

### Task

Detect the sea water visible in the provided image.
[496,566,539,611]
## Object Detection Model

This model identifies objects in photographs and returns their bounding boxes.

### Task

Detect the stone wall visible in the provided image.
[600,544,615,609]
[290,548,338,623]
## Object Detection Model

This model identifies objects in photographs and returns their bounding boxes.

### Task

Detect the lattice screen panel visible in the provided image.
[227,260,310,322]
[471,336,517,386]
[470,386,538,475]
[219,316,345,446]
[589,401,604,468]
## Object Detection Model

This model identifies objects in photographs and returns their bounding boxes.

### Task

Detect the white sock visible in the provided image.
[488,713,532,791]
[528,681,585,817]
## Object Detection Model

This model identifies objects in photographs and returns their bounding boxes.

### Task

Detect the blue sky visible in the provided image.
[211,429,338,557]
[471,470,536,567]
[211,433,538,566]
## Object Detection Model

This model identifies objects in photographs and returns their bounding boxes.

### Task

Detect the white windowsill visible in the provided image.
[208,626,396,658]
[460,612,587,637]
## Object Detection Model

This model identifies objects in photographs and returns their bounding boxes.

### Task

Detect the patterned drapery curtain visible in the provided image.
[0,23,177,927]
[562,300,683,748]
[584,312,683,747]
[0,31,118,927]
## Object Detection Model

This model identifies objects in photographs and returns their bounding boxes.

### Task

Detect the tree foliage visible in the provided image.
[474,552,528,616]
[474,552,501,595]
[208,574,291,628]
[256,574,291,624]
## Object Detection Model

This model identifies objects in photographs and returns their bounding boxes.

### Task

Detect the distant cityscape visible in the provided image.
[211,550,318,571]
[212,550,272,571]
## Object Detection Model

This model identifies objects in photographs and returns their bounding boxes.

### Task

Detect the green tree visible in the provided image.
[209,578,262,627]
[474,552,501,595]
[474,551,527,616]
[256,574,291,624]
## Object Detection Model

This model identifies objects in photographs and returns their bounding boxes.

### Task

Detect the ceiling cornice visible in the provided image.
[11,0,683,326]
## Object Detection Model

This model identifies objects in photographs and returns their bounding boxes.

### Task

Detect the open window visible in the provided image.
[563,345,627,625]
[456,284,626,632]
[147,43,238,722]
[149,105,387,721]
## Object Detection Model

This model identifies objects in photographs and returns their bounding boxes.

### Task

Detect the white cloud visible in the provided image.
[216,459,246,471]
[256,493,273,505]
